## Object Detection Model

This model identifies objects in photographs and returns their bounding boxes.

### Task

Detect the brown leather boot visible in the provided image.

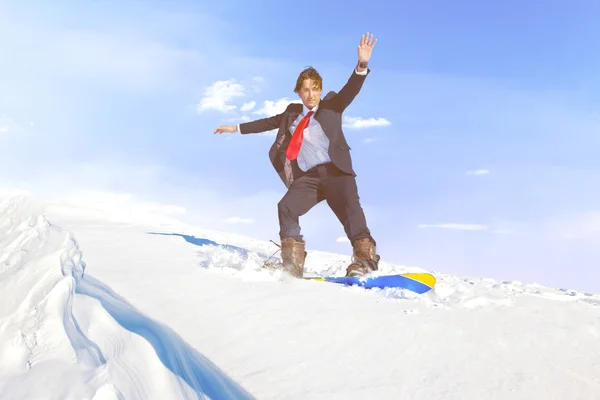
[345,238,380,277]
[280,237,306,277]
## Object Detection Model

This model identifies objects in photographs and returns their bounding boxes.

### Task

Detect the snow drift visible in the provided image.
[0,193,599,399]
[0,195,253,399]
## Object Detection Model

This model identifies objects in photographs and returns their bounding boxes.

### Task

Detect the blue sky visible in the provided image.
[1,0,599,293]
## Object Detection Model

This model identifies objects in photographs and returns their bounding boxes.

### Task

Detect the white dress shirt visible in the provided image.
[289,104,330,171]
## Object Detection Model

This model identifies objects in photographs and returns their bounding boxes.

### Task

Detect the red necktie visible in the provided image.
[286,111,314,160]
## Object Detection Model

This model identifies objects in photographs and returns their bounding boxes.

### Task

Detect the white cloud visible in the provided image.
[240,115,251,122]
[343,116,391,129]
[336,236,350,243]
[364,138,376,144]
[0,126,8,133]
[241,101,256,112]
[253,97,301,117]
[224,216,255,224]
[197,79,246,113]
[417,223,489,231]
[467,169,490,176]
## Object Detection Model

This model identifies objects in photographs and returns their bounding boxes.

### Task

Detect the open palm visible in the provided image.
[358,32,377,63]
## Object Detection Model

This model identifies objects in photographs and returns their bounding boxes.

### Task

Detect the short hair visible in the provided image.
[294,66,323,93]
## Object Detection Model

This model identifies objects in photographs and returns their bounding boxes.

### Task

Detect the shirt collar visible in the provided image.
[303,103,318,115]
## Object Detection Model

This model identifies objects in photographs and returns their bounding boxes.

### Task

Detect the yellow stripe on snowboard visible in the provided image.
[401,273,436,288]
[304,273,436,287]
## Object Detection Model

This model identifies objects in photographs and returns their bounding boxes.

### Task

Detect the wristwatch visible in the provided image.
[358,61,368,68]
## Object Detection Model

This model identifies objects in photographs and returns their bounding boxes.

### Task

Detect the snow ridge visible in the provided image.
[0,196,254,400]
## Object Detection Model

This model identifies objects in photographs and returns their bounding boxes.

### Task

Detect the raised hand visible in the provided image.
[358,32,377,63]
[214,125,237,134]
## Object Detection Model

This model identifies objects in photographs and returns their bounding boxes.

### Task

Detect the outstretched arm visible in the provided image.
[239,112,285,134]
[331,32,378,112]
[214,112,285,135]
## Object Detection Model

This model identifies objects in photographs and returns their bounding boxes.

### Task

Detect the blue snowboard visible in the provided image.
[304,273,436,294]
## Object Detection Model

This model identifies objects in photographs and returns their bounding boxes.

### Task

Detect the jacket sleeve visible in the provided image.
[331,67,370,112]
[239,112,285,134]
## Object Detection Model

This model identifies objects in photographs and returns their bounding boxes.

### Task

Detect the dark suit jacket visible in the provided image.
[239,67,371,188]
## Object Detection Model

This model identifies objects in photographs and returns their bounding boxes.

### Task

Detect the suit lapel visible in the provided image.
[285,104,303,136]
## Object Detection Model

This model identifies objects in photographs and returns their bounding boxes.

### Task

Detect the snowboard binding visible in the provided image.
[345,254,380,277]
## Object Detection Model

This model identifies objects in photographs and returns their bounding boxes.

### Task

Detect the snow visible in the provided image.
[1,192,599,399]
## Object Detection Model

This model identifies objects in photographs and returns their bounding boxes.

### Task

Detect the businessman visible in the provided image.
[214,32,379,278]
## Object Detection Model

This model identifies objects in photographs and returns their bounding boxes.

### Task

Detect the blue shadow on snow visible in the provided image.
[147,232,275,262]
[76,274,255,400]
[147,232,253,258]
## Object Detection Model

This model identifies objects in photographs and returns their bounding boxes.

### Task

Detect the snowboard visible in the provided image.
[169,234,436,294]
[303,272,436,294]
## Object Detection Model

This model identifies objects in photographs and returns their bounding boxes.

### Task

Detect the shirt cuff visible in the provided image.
[355,67,368,75]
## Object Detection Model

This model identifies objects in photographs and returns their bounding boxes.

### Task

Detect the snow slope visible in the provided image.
[1,192,599,399]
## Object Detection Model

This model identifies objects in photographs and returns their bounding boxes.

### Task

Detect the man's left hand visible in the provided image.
[358,32,377,63]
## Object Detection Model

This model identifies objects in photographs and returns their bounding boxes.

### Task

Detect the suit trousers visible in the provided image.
[277,162,374,245]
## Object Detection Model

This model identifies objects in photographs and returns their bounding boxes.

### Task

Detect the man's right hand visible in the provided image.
[213,125,238,134]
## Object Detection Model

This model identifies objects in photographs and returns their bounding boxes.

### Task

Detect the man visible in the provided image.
[214,32,379,278]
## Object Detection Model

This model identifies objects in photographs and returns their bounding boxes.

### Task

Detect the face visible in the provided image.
[297,78,322,109]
